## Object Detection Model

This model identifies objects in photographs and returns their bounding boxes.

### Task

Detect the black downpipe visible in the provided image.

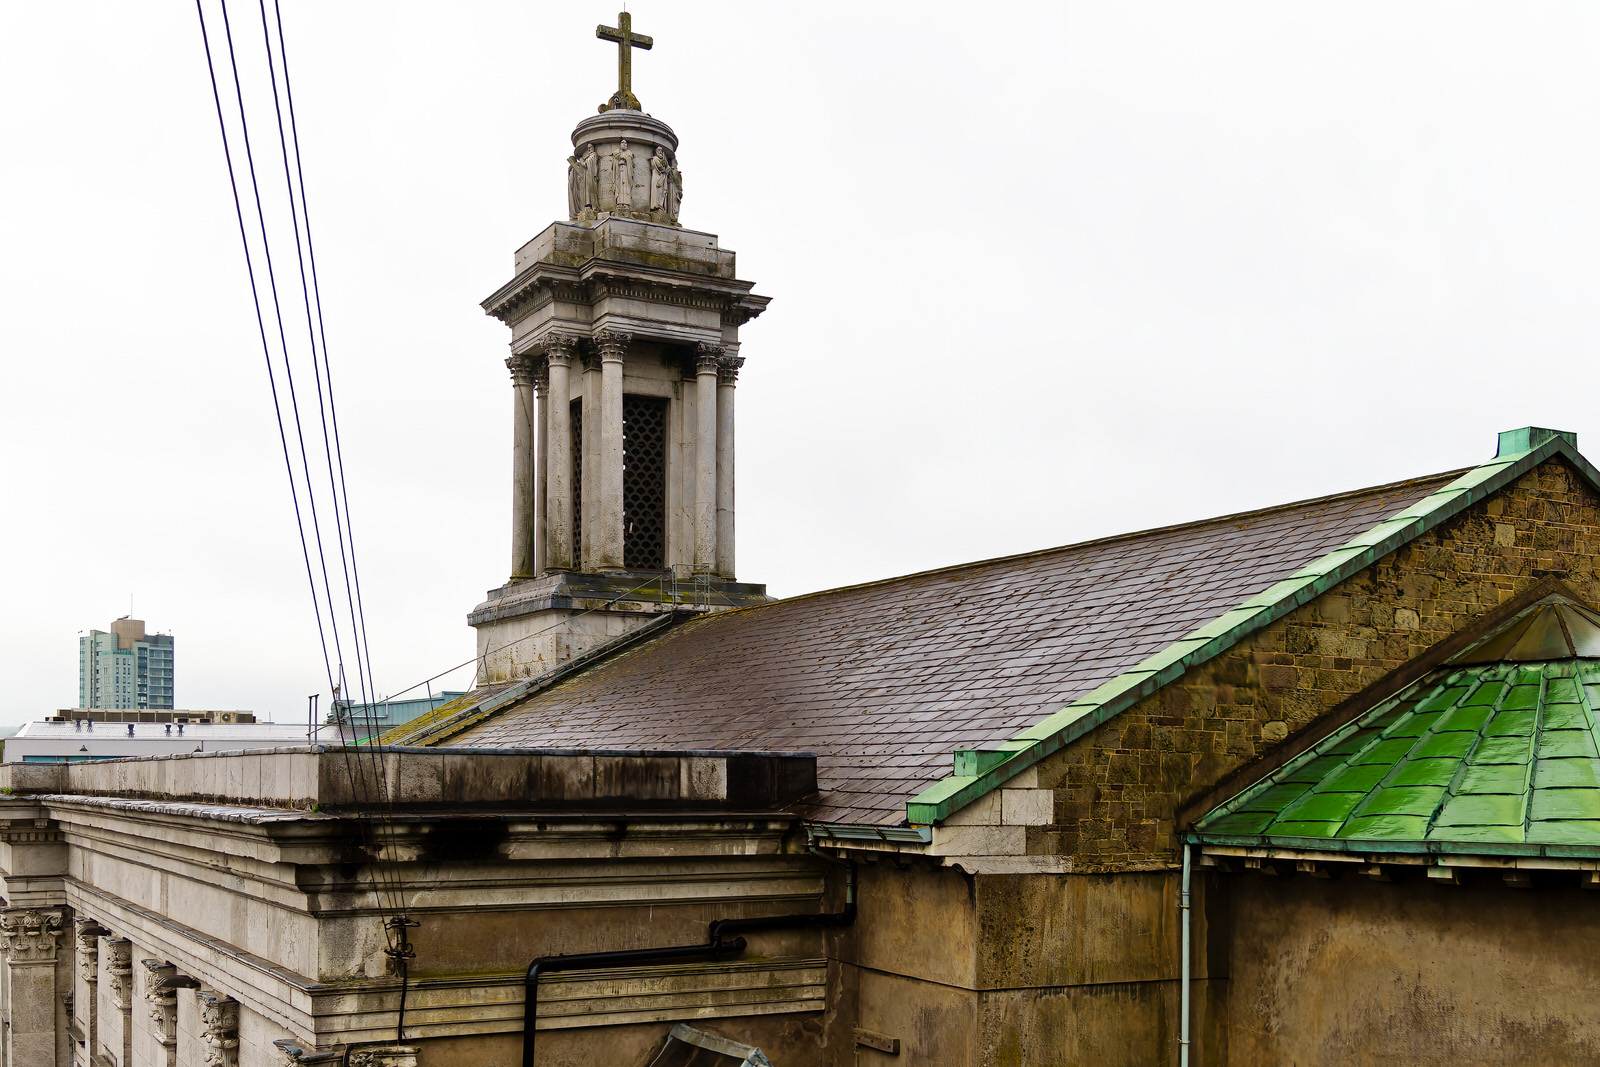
[522,861,856,1067]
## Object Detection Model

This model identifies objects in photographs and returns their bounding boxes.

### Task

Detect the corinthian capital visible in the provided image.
[592,329,632,362]
[506,353,544,386]
[717,354,746,385]
[539,333,582,366]
[0,908,64,963]
[695,340,726,372]
[106,937,133,1008]
[200,992,240,1067]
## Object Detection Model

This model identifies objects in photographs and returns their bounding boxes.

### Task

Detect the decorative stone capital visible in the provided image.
[695,341,726,373]
[142,959,179,1045]
[105,937,133,1008]
[539,333,582,367]
[348,1046,420,1067]
[0,907,63,963]
[716,354,746,385]
[506,353,543,387]
[199,992,240,1067]
[593,329,631,363]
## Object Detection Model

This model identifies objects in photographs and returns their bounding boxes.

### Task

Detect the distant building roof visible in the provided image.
[425,469,1458,824]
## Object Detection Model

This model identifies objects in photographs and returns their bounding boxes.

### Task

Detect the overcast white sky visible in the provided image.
[2,2,1598,726]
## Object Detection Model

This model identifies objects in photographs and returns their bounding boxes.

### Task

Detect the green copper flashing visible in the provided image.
[1498,426,1577,457]
[908,430,1600,827]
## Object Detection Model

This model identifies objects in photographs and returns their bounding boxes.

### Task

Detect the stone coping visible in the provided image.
[0,745,817,813]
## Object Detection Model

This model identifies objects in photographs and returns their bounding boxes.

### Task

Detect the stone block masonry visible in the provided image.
[1031,458,1600,871]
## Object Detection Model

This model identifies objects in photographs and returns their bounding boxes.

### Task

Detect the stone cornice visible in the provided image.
[482,260,764,327]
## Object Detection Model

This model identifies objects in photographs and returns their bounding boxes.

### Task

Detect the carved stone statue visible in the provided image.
[566,156,582,218]
[649,146,669,212]
[614,139,634,209]
[579,145,597,213]
[667,158,683,220]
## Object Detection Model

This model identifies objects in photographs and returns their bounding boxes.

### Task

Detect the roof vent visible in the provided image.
[1496,426,1577,457]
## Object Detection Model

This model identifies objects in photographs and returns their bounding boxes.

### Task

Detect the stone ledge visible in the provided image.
[0,746,816,814]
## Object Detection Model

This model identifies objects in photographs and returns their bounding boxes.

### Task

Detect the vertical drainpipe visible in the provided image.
[1180,839,1192,1067]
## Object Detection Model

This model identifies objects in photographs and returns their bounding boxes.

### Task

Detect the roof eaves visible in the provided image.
[906,435,1600,826]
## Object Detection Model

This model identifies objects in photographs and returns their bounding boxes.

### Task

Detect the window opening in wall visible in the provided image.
[622,394,668,570]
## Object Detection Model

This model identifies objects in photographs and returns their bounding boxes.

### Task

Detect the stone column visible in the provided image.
[592,329,629,571]
[543,336,580,572]
[507,353,542,580]
[715,352,744,579]
[140,960,180,1067]
[0,907,64,1067]
[534,361,550,576]
[693,342,724,570]
[197,992,238,1067]
[71,918,104,1067]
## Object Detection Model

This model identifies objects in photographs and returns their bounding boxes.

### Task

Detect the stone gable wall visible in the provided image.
[1031,458,1600,872]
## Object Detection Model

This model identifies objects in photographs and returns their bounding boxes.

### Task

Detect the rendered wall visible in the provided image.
[1222,871,1600,1065]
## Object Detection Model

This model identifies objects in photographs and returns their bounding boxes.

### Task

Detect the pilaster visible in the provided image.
[71,918,103,1067]
[140,960,179,1067]
[1,907,64,1067]
[198,991,239,1067]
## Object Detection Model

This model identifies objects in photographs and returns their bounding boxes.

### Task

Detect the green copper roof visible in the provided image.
[1196,618,1600,855]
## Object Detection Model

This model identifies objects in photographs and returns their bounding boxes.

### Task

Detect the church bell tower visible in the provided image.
[471,12,771,682]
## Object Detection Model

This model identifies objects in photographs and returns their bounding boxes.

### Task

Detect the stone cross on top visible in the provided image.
[597,11,652,112]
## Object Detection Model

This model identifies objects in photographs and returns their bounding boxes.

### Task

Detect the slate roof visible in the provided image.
[448,471,1458,825]
[1195,598,1600,854]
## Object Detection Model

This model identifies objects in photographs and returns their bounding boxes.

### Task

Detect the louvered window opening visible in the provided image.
[569,398,583,553]
[622,394,668,570]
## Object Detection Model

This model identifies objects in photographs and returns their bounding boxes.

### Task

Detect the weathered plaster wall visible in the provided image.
[1223,871,1600,1065]
[1032,458,1600,871]
[836,864,1230,1066]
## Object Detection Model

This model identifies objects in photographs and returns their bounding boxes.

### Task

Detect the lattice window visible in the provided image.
[622,394,668,570]
[570,398,583,554]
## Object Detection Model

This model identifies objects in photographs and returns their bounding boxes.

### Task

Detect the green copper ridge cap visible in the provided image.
[908,429,1599,827]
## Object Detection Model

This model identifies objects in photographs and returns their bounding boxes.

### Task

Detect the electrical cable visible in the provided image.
[193,0,337,703]
[258,1,410,944]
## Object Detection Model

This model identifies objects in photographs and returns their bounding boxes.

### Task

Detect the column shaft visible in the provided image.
[715,353,743,578]
[544,342,577,571]
[594,330,629,570]
[694,343,723,569]
[507,354,540,580]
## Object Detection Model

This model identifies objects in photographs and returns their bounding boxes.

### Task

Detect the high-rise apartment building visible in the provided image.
[78,618,174,710]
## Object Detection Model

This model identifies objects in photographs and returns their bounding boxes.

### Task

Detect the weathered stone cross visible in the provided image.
[596,11,653,111]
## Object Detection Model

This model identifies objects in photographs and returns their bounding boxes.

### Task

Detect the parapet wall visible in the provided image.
[0,745,816,813]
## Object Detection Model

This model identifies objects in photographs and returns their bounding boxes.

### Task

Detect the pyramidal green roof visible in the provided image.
[1196,598,1600,855]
